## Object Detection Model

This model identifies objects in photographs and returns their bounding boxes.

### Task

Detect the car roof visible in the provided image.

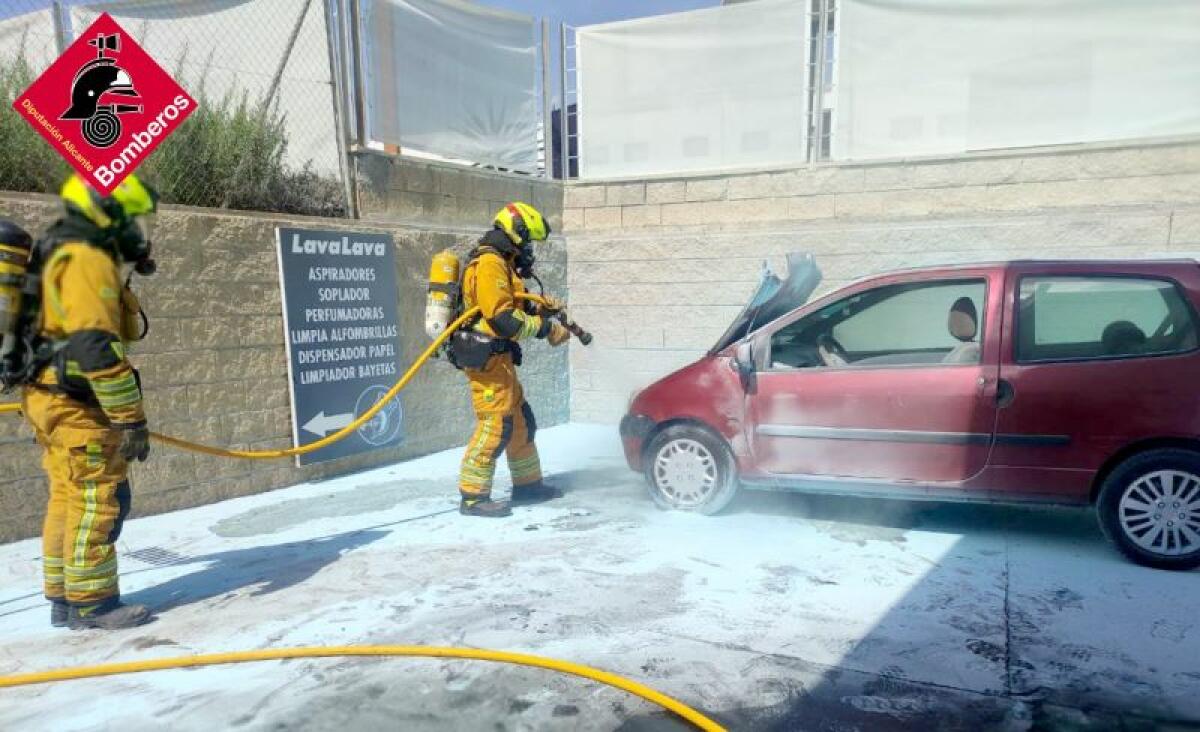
[864,258,1200,278]
[829,258,1200,295]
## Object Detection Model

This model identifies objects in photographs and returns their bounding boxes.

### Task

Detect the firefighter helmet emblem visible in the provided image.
[59,33,142,148]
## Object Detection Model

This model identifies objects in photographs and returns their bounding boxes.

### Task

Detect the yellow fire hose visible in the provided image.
[0,296,726,729]
[0,294,547,459]
[0,645,726,730]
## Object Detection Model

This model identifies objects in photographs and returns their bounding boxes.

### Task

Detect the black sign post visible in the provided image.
[276,227,405,466]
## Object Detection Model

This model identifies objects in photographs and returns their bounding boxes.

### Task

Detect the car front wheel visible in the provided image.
[1097,448,1200,570]
[644,425,739,515]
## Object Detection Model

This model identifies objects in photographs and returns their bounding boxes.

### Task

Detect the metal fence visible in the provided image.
[556,24,579,180]
[1,0,571,216]
[0,3,63,197]
[807,0,836,163]
[1,0,347,217]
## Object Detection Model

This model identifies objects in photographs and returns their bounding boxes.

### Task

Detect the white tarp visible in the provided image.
[834,0,1200,161]
[360,0,539,172]
[576,0,809,179]
[72,0,340,175]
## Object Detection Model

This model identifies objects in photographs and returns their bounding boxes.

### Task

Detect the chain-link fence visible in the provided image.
[0,0,348,217]
[0,3,61,196]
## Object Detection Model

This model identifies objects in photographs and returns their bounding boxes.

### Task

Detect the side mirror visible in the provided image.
[733,341,756,393]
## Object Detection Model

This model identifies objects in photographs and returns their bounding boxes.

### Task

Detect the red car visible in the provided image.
[621,254,1200,570]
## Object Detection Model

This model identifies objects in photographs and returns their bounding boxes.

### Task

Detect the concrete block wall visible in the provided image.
[563,138,1200,424]
[356,152,563,234]
[0,161,568,541]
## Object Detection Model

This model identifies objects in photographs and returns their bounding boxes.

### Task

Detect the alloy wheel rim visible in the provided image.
[653,438,718,508]
[1118,469,1200,557]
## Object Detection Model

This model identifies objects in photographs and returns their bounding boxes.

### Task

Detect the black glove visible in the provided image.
[119,425,151,462]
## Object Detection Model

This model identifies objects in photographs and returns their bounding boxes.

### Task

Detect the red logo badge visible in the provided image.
[11,13,197,194]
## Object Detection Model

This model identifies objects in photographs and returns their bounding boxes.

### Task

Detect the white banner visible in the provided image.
[360,0,539,172]
[576,0,809,179]
[835,0,1200,161]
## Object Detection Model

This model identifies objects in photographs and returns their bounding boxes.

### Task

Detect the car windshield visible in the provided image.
[709,252,822,354]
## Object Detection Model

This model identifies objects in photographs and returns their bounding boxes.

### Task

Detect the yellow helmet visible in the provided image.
[60,173,158,230]
[493,202,550,245]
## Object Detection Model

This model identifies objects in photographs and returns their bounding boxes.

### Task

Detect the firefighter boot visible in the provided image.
[510,481,564,506]
[50,600,68,628]
[459,495,513,518]
[68,598,153,630]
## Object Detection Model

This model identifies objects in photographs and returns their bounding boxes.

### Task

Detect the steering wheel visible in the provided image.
[816,333,849,367]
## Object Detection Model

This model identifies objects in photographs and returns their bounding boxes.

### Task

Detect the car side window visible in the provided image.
[1017,276,1199,362]
[768,279,987,369]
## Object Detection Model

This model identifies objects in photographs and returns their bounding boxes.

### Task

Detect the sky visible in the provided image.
[485,0,718,26]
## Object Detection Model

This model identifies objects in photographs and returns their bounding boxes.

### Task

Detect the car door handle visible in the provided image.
[996,379,1015,408]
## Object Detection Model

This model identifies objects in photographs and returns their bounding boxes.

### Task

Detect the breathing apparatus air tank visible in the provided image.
[425,249,461,340]
[0,220,32,364]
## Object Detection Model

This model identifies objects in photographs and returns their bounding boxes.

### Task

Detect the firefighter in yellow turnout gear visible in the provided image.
[21,175,158,630]
[458,203,569,517]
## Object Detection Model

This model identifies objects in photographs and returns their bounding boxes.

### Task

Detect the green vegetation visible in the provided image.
[0,56,65,195]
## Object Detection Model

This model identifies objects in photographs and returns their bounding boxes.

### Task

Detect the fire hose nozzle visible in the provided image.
[556,312,593,346]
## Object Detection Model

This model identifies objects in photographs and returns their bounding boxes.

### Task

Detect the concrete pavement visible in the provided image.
[1,424,1197,731]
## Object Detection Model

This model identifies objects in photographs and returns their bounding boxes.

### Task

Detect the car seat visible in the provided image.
[943,297,981,364]
[1101,320,1146,356]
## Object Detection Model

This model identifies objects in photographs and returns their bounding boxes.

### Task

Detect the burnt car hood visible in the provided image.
[709,252,822,354]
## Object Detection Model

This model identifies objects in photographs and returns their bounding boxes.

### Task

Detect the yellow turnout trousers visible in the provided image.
[459,352,542,498]
[22,386,130,607]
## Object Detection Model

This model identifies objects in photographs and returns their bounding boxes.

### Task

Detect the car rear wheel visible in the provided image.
[1097,449,1200,570]
[644,425,739,515]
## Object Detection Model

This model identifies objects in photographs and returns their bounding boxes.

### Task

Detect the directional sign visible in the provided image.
[276,227,405,466]
[302,411,354,438]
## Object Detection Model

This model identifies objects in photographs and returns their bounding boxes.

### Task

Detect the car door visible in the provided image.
[988,265,1200,500]
[745,270,1003,486]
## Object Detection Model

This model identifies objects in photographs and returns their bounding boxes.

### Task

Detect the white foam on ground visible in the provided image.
[1,424,1197,729]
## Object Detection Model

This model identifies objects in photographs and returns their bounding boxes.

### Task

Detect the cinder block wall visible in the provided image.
[356,152,563,234]
[563,138,1200,423]
[0,157,567,541]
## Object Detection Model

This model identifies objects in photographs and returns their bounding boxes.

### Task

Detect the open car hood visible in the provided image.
[709,252,822,355]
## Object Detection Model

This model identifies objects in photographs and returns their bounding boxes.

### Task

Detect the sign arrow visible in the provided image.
[302,411,354,437]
